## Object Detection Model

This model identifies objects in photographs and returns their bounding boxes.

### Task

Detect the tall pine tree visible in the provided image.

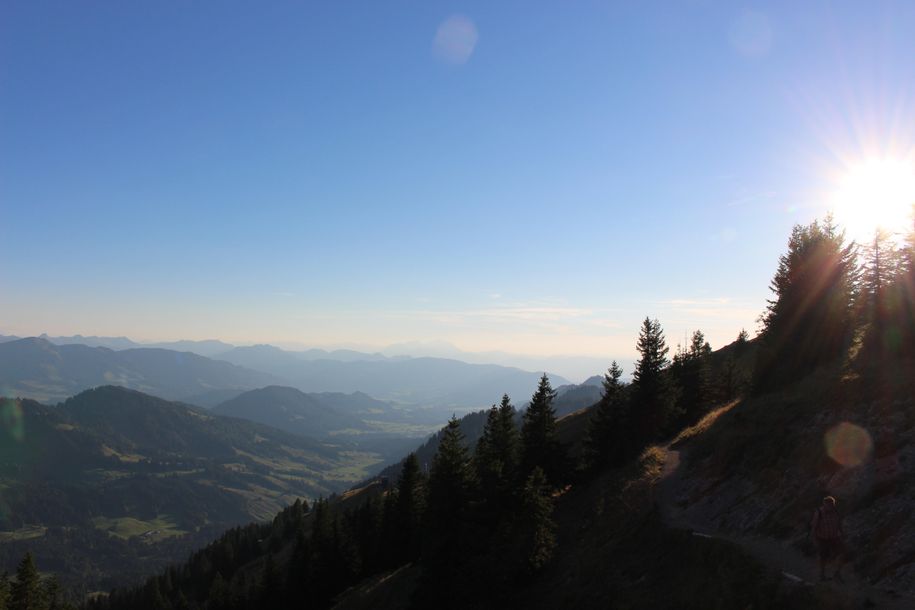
[417,416,475,608]
[583,361,629,471]
[757,215,858,388]
[475,394,519,512]
[517,467,556,575]
[902,210,915,356]
[10,553,41,610]
[520,375,564,486]
[427,416,473,535]
[670,330,713,425]
[394,452,425,563]
[0,572,10,610]
[631,317,677,439]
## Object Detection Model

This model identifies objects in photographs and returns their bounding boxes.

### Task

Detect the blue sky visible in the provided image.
[3,1,915,380]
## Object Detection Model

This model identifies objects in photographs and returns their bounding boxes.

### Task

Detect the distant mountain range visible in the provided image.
[215,344,571,408]
[0,333,234,356]
[0,332,617,381]
[0,386,386,592]
[0,337,278,404]
[1,335,577,410]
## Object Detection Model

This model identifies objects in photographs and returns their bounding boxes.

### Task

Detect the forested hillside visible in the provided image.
[79,215,915,610]
[0,387,387,596]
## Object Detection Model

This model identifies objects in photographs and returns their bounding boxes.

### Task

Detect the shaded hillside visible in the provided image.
[210,387,432,466]
[0,338,278,404]
[333,367,909,610]
[212,386,370,437]
[0,387,385,593]
[216,344,570,408]
[549,382,602,418]
[374,377,606,483]
[181,388,247,409]
[90,389,848,610]
[89,352,915,610]
[664,359,915,596]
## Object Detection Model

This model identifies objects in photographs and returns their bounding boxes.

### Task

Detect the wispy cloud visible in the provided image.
[662,297,761,323]
[391,305,595,325]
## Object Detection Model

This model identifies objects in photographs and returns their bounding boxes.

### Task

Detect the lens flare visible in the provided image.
[728,11,773,58]
[0,398,25,442]
[824,421,873,467]
[433,15,478,65]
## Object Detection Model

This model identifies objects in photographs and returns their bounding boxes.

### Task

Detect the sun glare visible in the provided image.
[831,157,915,243]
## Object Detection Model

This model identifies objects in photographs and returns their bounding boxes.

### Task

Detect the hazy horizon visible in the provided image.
[2,329,639,383]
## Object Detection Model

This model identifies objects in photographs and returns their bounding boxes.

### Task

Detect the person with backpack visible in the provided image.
[811,495,846,582]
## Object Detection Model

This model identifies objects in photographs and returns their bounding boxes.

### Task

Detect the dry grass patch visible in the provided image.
[672,399,741,447]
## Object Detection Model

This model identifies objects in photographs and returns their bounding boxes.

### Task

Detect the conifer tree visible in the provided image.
[720,328,751,400]
[583,361,629,471]
[516,467,556,575]
[10,553,41,610]
[258,554,281,609]
[860,228,906,355]
[208,572,230,610]
[0,572,10,610]
[757,215,858,387]
[475,405,500,482]
[862,229,896,308]
[670,330,712,425]
[631,317,677,438]
[309,498,342,604]
[285,530,312,609]
[142,579,167,610]
[427,416,473,530]
[418,416,475,604]
[394,452,425,562]
[902,210,915,356]
[520,375,564,486]
[42,577,63,610]
[719,355,740,402]
[475,395,519,511]
[378,487,399,568]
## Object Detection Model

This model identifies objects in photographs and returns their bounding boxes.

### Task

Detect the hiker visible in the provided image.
[811,496,846,582]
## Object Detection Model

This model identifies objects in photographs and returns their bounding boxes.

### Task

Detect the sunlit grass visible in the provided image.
[99,444,144,463]
[0,525,47,542]
[92,515,185,541]
[672,400,741,447]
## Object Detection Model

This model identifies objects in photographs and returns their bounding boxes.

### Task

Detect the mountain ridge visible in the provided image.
[0,337,279,404]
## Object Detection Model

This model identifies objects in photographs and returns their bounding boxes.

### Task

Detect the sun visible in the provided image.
[830,157,915,244]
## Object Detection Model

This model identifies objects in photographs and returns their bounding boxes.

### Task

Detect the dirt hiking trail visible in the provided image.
[657,446,914,609]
